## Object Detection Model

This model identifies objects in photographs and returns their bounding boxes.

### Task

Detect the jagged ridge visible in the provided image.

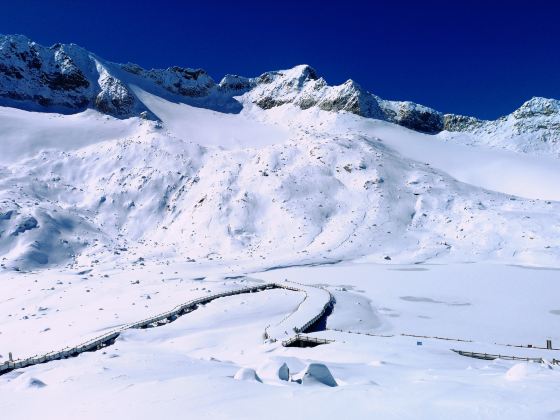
[2,34,557,140]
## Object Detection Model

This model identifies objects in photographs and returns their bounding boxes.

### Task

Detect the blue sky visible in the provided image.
[1,0,558,119]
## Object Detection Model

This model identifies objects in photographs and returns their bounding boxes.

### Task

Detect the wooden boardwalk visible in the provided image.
[0,280,332,376]
[4,278,555,376]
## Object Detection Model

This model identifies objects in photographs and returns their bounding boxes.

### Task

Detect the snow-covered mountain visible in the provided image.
[3,34,560,141]
[2,34,560,419]
[442,97,560,157]
[1,34,559,271]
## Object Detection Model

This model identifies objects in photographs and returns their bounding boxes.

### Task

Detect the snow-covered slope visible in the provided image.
[1,100,559,272]
[441,97,560,157]
[0,34,559,272]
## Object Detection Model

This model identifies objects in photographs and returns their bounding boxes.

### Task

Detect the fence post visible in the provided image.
[8,352,13,362]
[547,339,552,350]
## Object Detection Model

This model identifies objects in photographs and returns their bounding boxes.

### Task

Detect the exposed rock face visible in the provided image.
[509,98,560,145]
[247,65,445,133]
[444,97,560,135]
[121,63,215,97]
[0,35,218,117]
[248,65,385,120]
[94,64,136,116]
[11,216,38,236]
[443,114,485,132]
[512,97,560,119]
[249,65,324,109]
[0,35,96,111]
[218,74,254,93]
[316,80,384,118]
[380,100,444,133]
[515,98,559,138]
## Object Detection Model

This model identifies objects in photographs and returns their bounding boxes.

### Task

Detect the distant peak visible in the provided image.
[0,33,32,42]
[341,79,361,89]
[262,64,319,83]
[290,64,319,80]
[513,96,560,118]
[0,34,34,49]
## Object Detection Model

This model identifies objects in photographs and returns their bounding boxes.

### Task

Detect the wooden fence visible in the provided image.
[452,349,560,365]
[323,329,559,365]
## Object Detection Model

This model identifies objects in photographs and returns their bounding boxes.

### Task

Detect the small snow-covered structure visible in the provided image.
[234,367,262,383]
[292,363,337,387]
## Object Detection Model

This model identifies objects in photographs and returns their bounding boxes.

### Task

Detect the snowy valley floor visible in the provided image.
[1,261,559,420]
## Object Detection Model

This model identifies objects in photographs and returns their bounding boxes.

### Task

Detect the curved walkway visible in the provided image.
[0,280,332,376]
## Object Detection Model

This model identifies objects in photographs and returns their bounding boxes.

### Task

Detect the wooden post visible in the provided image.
[547,339,552,350]
[8,352,13,362]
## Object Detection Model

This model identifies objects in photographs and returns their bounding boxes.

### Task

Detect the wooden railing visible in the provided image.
[451,349,560,365]
[282,334,335,347]
[311,329,560,365]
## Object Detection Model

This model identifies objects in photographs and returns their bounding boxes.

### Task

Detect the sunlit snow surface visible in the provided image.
[363,120,560,201]
[0,106,139,164]
[0,262,559,419]
[1,98,560,419]
[131,86,291,149]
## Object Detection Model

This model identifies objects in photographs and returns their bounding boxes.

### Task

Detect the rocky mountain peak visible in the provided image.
[513,97,560,119]
[0,35,558,142]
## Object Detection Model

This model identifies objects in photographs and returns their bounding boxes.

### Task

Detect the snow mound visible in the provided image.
[234,367,262,383]
[293,363,338,387]
[504,362,544,381]
[257,361,290,382]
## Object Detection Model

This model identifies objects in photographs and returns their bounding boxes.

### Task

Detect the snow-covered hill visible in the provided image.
[0,34,559,272]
